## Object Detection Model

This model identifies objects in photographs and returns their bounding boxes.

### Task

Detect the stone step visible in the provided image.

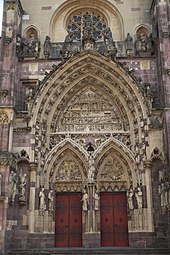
[6,247,170,255]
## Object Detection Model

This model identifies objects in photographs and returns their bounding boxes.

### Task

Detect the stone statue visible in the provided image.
[19,170,27,200]
[94,192,100,211]
[158,179,169,211]
[48,189,54,211]
[61,31,74,58]
[135,187,143,209]
[44,36,51,58]
[125,33,133,56]
[103,27,117,58]
[9,171,17,204]
[127,188,134,210]
[21,34,40,58]
[135,32,150,56]
[88,157,95,183]
[82,189,88,211]
[147,33,155,55]
[39,187,46,211]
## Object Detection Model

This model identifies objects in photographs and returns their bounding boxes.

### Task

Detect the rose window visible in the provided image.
[66,10,107,41]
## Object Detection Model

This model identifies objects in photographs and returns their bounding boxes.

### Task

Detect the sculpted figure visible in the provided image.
[88,157,95,183]
[127,188,134,210]
[9,171,17,204]
[94,192,100,211]
[103,27,117,58]
[82,189,88,211]
[19,170,27,199]
[44,36,51,58]
[39,187,46,211]
[48,189,54,211]
[61,31,74,57]
[158,179,169,210]
[21,34,40,58]
[135,187,143,209]
[125,33,133,50]
[103,27,115,49]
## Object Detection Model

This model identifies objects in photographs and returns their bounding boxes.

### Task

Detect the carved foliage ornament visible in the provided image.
[0,111,9,124]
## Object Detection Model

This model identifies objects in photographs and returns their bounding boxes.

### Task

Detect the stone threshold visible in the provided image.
[6,247,170,255]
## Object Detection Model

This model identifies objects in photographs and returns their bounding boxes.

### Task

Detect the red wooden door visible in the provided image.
[100,192,128,247]
[55,193,82,247]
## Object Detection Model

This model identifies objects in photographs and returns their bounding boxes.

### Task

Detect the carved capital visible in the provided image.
[6,2,15,11]
[143,160,152,169]
[0,152,13,166]
[29,162,38,172]
[0,111,9,124]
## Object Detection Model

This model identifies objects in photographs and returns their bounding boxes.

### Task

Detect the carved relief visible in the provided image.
[31,52,148,182]
[100,156,124,181]
[55,88,123,133]
[56,160,82,181]
[0,111,8,124]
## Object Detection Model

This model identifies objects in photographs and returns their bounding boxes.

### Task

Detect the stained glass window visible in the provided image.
[66,10,107,41]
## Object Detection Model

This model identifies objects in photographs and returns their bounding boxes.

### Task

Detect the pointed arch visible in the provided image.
[29,51,150,185]
[50,0,124,41]
[95,140,136,191]
[43,139,89,189]
[95,139,136,177]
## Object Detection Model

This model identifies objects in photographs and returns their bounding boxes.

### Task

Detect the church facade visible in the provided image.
[0,0,170,254]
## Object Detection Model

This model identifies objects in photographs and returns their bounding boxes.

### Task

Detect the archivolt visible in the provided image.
[29,51,150,175]
[31,51,148,125]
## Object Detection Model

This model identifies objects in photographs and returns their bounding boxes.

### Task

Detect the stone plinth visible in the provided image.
[83,232,100,248]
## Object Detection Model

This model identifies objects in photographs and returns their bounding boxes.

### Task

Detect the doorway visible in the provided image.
[55,193,82,247]
[100,192,129,246]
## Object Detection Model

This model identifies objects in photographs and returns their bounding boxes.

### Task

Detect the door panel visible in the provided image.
[114,193,129,246]
[100,192,128,247]
[55,194,69,247]
[55,193,82,247]
[100,193,114,246]
[69,194,82,247]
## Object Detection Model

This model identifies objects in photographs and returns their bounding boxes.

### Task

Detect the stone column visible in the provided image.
[83,181,100,248]
[88,182,93,232]
[28,162,37,233]
[8,111,14,153]
[0,156,11,252]
[144,160,154,231]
